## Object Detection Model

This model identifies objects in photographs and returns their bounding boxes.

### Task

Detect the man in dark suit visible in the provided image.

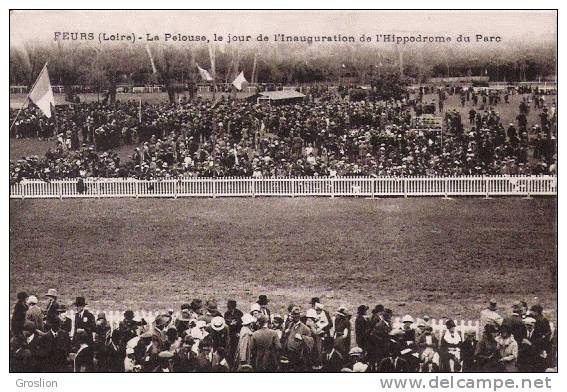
[224,299,243,368]
[73,296,96,343]
[39,318,71,372]
[519,317,540,372]
[530,305,552,371]
[368,308,393,371]
[251,315,282,371]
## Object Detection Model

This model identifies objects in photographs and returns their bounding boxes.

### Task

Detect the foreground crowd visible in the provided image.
[10,86,556,183]
[10,290,556,373]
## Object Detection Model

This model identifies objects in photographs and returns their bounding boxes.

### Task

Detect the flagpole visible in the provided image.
[9,62,49,133]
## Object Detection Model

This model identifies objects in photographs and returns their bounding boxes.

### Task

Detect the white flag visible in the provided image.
[145,44,157,74]
[196,64,213,81]
[29,64,55,118]
[231,71,247,91]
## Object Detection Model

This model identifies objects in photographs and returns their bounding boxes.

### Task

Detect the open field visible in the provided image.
[10,197,557,322]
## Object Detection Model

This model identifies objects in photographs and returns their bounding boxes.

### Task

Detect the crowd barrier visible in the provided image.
[56,309,555,342]
[9,176,557,199]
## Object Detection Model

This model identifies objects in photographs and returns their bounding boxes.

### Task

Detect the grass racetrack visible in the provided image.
[10,197,557,322]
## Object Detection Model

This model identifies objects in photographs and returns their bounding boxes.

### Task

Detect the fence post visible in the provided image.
[58,181,63,200]
[21,181,26,200]
[403,178,408,198]
[252,178,256,198]
[213,178,217,199]
[331,177,335,198]
[523,178,532,199]
[371,178,375,199]
[174,180,178,199]
[443,178,449,199]
[136,180,139,199]
[97,181,101,199]
[484,177,491,199]
[291,178,295,198]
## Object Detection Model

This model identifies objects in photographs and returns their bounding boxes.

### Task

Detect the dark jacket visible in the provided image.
[74,310,97,340]
[11,301,28,336]
[251,327,282,371]
[355,315,369,350]
[74,345,95,372]
[39,329,71,372]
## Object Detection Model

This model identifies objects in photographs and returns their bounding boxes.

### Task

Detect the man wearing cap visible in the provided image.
[480,298,504,330]
[73,296,96,343]
[25,295,44,332]
[250,314,281,372]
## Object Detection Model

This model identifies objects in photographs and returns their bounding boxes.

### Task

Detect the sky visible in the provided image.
[10,10,556,48]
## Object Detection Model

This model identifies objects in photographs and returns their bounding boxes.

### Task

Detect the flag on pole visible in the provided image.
[196,64,213,81]
[231,71,248,91]
[29,64,55,118]
[207,44,216,78]
[145,44,157,74]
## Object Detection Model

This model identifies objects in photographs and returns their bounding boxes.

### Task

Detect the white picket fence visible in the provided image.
[9,175,557,199]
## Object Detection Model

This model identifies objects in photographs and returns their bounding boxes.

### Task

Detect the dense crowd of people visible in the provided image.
[9,85,556,183]
[10,290,556,372]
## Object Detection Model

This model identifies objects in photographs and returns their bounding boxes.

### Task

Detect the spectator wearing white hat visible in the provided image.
[25,295,43,332]
[518,316,538,372]
[236,314,255,367]
[207,316,230,356]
